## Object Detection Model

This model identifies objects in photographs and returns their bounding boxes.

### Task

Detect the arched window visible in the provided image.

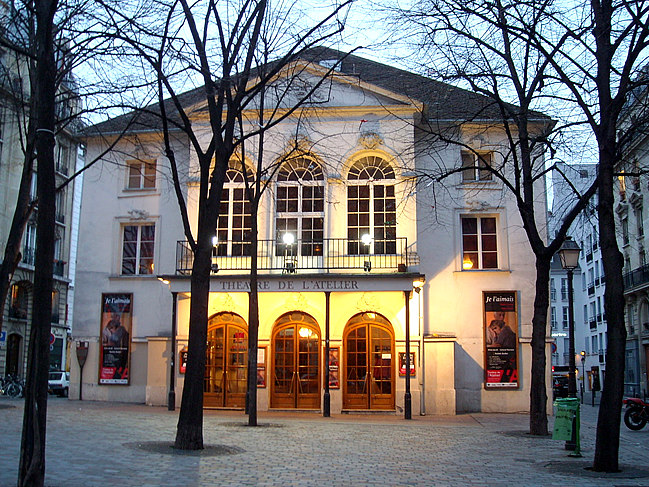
[275,156,324,256]
[216,160,253,256]
[347,156,396,255]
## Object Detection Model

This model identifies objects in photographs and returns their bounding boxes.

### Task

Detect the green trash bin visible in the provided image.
[553,397,581,456]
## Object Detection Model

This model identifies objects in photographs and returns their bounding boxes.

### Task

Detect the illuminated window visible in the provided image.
[216,160,252,256]
[275,156,324,257]
[127,159,156,189]
[9,283,28,319]
[347,156,396,255]
[121,224,155,275]
[461,216,497,269]
[461,151,493,182]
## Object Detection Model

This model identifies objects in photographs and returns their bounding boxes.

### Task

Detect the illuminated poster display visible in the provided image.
[484,291,519,389]
[99,293,132,385]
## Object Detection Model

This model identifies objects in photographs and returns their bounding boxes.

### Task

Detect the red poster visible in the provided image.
[99,294,132,385]
[484,291,519,389]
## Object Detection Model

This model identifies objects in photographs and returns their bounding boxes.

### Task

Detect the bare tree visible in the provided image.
[93,0,352,448]
[526,0,649,472]
[390,0,598,436]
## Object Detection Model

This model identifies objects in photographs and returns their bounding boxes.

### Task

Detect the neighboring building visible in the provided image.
[73,48,550,414]
[0,5,82,377]
[617,82,649,398]
[548,163,605,397]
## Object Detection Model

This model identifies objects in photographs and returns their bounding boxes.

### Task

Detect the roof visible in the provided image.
[84,46,550,137]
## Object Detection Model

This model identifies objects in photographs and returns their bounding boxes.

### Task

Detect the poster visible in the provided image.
[257,347,266,388]
[399,352,416,376]
[326,347,340,389]
[99,293,132,385]
[483,291,519,389]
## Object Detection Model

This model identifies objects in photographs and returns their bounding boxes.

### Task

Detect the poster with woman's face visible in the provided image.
[483,291,519,389]
[99,293,132,385]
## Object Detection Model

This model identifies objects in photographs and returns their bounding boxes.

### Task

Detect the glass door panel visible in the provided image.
[271,313,320,409]
[343,314,394,410]
[204,326,225,407]
[204,314,248,408]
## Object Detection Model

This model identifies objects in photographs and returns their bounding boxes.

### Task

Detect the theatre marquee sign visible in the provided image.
[167,275,420,293]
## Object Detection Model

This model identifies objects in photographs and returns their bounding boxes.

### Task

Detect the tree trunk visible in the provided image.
[592,139,625,472]
[246,208,260,426]
[174,242,210,450]
[18,1,57,484]
[529,254,551,436]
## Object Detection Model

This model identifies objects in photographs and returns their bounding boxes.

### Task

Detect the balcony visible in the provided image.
[176,237,410,275]
[623,264,649,290]
[53,260,65,276]
[22,247,35,266]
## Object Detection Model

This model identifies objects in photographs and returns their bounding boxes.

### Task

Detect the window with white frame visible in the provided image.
[126,159,156,190]
[347,156,396,255]
[550,278,556,300]
[121,224,155,275]
[562,307,569,328]
[461,150,493,182]
[460,216,498,269]
[551,307,557,328]
[216,160,252,257]
[23,224,36,265]
[276,156,324,257]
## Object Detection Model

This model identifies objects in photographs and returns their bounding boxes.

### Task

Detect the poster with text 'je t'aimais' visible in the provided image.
[99,293,132,385]
[483,291,519,389]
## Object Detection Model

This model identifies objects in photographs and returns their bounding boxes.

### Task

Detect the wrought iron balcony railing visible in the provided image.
[176,237,409,275]
[623,264,649,291]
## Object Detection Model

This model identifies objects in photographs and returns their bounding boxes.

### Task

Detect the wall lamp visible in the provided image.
[211,236,219,273]
[283,232,297,274]
[362,233,372,272]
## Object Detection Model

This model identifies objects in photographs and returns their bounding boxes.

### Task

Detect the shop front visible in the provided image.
[166,273,424,413]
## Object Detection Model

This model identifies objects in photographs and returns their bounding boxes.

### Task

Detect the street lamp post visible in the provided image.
[580,350,586,404]
[558,236,581,455]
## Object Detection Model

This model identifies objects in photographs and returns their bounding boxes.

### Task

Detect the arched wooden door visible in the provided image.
[204,312,248,408]
[343,313,395,410]
[271,312,321,409]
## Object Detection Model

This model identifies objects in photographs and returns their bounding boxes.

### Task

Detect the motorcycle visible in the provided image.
[623,397,649,431]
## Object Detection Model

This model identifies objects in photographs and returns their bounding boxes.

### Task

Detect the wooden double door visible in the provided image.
[271,312,321,409]
[204,313,248,408]
[343,313,395,410]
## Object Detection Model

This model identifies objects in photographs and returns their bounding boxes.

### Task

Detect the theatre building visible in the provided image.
[71,48,550,414]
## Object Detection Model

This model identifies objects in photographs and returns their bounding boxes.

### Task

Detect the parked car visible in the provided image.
[48,371,70,397]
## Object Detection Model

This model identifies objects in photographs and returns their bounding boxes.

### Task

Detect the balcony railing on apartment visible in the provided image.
[623,264,649,290]
[21,248,65,276]
[176,237,409,274]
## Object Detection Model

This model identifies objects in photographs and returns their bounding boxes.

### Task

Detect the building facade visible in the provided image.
[0,5,82,378]
[548,163,606,397]
[72,49,550,414]
[616,85,649,397]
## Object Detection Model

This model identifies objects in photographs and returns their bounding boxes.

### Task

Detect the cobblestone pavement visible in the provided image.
[0,396,648,486]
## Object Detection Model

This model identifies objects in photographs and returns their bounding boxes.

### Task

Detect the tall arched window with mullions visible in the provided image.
[275,156,325,256]
[347,155,397,255]
[215,160,253,256]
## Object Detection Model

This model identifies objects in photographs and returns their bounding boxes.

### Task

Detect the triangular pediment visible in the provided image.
[187,58,422,117]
